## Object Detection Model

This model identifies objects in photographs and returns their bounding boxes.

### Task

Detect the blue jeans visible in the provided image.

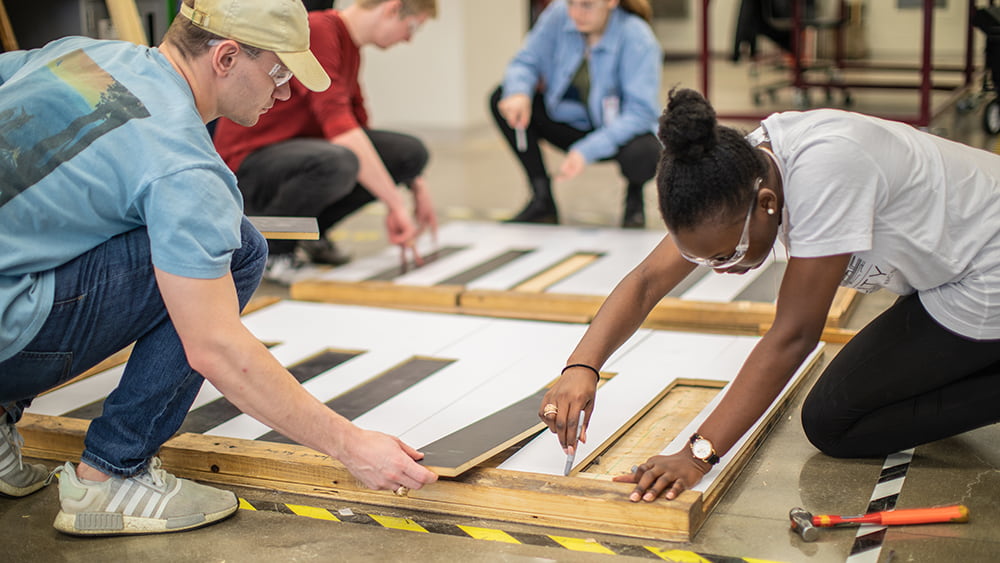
[0,217,266,477]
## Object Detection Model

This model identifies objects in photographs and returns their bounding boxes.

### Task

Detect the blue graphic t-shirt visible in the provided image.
[0,37,244,362]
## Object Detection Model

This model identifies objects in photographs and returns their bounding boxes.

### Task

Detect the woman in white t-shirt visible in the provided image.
[538,88,1000,502]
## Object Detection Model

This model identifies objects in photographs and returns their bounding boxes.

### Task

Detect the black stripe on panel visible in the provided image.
[419,388,549,475]
[366,246,466,281]
[436,249,533,286]
[177,349,359,435]
[260,356,455,444]
[733,261,787,303]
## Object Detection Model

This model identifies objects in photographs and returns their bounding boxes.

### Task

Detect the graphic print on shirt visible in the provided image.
[0,49,150,207]
[841,255,903,294]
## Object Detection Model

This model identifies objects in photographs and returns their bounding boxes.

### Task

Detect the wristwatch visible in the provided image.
[689,433,720,465]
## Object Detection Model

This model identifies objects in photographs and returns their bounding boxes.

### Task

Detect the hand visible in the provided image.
[384,205,424,267]
[338,427,438,492]
[498,93,532,129]
[612,451,711,502]
[538,366,598,453]
[409,177,438,244]
[554,150,586,182]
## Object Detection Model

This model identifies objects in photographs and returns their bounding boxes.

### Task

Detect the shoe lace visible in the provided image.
[1,423,24,472]
[134,457,166,488]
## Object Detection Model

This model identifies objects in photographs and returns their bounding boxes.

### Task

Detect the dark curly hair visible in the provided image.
[656,88,767,231]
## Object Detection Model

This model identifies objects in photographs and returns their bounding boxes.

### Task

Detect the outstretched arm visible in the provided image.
[540,235,697,450]
[615,253,850,501]
[154,267,438,491]
[332,127,419,250]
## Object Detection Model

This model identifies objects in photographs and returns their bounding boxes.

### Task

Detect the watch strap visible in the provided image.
[689,433,720,465]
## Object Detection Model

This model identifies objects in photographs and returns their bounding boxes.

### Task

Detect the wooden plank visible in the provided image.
[17,414,707,541]
[291,221,860,338]
[584,384,723,478]
[292,279,463,310]
[105,0,148,45]
[248,216,320,240]
[0,0,18,51]
[16,301,825,541]
[512,252,601,293]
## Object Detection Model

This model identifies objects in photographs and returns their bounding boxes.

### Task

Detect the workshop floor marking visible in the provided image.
[238,497,785,562]
[845,448,914,563]
[456,525,520,543]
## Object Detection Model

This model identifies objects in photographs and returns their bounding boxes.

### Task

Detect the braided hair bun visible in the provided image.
[659,88,718,163]
[655,88,767,231]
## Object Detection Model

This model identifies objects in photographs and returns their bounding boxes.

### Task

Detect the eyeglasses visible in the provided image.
[679,178,761,269]
[567,0,603,11]
[405,16,422,35]
[266,62,294,88]
[206,39,293,88]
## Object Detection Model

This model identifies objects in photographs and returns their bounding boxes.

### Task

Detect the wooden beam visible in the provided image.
[248,216,320,241]
[18,301,825,541]
[0,0,18,51]
[292,279,464,310]
[105,0,148,45]
[18,413,707,541]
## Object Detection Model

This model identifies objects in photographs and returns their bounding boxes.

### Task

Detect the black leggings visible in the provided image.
[236,130,428,255]
[488,86,658,186]
[802,292,1000,458]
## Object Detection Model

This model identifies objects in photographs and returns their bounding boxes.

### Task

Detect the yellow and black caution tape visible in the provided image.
[238,498,783,563]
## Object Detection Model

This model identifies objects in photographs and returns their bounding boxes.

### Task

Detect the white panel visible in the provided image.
[30,364,127,416]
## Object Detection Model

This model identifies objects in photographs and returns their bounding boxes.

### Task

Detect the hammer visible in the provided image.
[789,504,969,542]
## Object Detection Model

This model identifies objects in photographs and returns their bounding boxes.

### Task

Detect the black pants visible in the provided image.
[236,130,429,255]
[488,86,659,196]
[802,292,1000,458]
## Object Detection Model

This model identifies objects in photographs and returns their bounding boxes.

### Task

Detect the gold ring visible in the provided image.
[542,403,558,417]
[393,485,409,497]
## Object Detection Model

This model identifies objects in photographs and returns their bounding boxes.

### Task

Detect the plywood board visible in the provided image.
[19,300,824,541]
[0,0,18,51]
[291,221,858,338]
[248,216,320,240]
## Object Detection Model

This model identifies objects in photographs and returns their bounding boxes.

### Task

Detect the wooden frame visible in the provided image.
[20,301,825,541]
[291,221,858,342]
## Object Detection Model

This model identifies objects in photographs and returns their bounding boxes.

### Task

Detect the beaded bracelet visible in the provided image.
[561,363,601,382]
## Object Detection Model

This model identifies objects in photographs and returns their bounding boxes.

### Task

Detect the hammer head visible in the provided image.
[789,507,819,542]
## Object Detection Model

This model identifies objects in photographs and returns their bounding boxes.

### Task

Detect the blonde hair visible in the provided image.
[356,0,438,18]
[620,0,652,23]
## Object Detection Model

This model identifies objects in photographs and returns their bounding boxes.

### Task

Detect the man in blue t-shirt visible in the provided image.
[0,0,435,536]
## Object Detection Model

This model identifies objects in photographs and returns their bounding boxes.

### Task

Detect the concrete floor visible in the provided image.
[5,55,1000,562]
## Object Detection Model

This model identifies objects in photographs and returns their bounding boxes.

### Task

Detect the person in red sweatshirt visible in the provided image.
[214,0,439,284]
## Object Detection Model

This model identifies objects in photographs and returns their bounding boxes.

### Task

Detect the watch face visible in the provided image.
[692,439,712,459]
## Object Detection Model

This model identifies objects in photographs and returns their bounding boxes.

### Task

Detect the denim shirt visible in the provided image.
[502,1,661,163]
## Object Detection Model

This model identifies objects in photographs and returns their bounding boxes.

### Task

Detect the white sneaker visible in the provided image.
[53,458,237,536]
[0,422,49,497]
[263,253,306,286]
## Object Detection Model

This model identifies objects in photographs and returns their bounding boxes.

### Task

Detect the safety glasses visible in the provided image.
[679,178,761,269]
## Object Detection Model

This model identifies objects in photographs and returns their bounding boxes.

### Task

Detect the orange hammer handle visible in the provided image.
[813,504,969,527]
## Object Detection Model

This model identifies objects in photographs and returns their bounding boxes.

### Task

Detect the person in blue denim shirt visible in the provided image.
[490,0,662,228]
[0,0,435,537]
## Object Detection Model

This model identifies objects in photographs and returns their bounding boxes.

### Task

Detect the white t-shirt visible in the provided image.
[762,109,1000,340]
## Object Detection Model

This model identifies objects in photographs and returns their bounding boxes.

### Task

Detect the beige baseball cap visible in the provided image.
[179,0,330,92]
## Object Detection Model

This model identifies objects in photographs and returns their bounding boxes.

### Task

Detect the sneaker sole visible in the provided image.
[0,479,48,498]
[53,502,238,536]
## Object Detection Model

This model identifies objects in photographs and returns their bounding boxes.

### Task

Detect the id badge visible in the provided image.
[602,95,620,125]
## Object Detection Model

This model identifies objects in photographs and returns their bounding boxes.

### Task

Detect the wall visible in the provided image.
[359,0,527,132]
